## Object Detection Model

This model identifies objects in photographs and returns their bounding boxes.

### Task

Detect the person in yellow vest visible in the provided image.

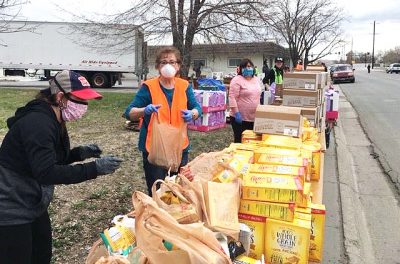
[263,57,284,86]
[124,47,202,195]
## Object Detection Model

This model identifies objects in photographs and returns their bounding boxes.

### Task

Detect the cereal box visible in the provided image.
[239,199,295,222]
[233,255,258,264]
[309,204,326,263]
[261,134,303,150]
[249,164,305,177]
[242,130,262,143]
[213,158,250,182]
[302,141,322,181]
[253,147,303,164]
[242,173,309,205]
[265,218,311,264]
[238,213,266,259]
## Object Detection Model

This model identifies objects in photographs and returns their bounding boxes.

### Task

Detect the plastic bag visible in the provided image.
[132,191,232,264]
[152,179,200,224]
[148,115,187,172]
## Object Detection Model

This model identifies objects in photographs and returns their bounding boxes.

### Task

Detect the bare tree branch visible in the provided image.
[262,0,345,68]
[60,0,274,77]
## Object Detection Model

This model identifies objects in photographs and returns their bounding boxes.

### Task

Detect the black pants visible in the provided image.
[143,151,189,196]
[231,117,255,143]
[0,210,52,264]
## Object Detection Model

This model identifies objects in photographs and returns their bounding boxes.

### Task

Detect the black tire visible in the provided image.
[91,73,110,88]
[350,79,355,83]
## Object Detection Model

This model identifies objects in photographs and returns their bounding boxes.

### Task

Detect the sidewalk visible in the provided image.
[334,86,400,263]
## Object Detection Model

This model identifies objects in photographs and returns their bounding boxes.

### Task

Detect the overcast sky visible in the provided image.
[18,0,400,58]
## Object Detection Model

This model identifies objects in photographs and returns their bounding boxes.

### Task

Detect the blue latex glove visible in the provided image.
[144,104,161,115]
[181,110,193,123]
[234,112,243,124]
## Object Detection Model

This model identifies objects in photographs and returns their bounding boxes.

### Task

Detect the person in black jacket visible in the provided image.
[0,70,122,264]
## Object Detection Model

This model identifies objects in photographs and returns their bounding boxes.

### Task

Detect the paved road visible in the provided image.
[340,66,400,189]
[335,66,400,263]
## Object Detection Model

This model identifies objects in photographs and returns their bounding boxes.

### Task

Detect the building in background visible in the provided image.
[147,42,289,79]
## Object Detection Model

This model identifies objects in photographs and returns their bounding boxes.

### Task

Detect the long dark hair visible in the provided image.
[35,87,59,106]
[238,58,255,77]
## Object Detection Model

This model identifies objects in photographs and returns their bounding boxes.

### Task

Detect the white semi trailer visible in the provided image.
[0,21,146,88]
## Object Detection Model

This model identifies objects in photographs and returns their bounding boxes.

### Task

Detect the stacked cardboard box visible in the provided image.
[189,90,227,132]
[227,128,326,263]
[281,71,329,132]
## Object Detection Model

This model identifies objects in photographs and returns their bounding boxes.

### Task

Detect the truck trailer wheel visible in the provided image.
[91,73,110,88]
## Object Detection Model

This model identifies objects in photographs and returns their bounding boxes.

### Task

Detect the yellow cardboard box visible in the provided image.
[253,147,303,164]
[239,199,295,222]
[302,141,322,181]
[233,255,258,264]
[261,134,303,150]
[309,204,326,263]
[238,213,266,259]
[242,130,262,143]
[242,173,310,206]
[249,164,306,177]
[265,218,311,264]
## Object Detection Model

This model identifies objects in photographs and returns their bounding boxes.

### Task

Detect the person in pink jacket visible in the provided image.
[229,58,262,143]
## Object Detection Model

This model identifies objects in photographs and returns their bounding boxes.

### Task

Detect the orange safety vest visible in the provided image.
[295,64,303,71]
[145,77,189,152]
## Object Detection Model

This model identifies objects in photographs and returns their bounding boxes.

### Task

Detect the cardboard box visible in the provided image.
[283,72,321,90]
[242,173,311,206]
[282,89,319,108]
[239,199,295,222]
[265,218,311,264]
[275,84,283,97]
[253,105,303,137]
[309,204,326,263]
[238,213,266,259]
[301,107,318,127]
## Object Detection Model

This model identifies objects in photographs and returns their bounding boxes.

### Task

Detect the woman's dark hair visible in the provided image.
[35,87,59,106]
[238,58,255,77]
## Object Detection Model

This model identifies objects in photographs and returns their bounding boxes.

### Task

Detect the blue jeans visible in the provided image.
[142,151,189,196]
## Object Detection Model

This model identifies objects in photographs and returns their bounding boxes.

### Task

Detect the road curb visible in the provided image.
[334,92,376,264]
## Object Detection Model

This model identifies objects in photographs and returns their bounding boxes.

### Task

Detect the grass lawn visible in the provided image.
[0,88,233,263]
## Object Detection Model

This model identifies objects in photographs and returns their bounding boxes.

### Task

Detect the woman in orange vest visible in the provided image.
[124,47,202,195]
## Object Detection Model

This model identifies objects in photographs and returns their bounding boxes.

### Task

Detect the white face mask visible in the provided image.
[160,64,177,78]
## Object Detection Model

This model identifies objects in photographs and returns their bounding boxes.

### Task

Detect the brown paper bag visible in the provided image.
[132,191,232,264]
[148,115,187,172]
[152,179,200,224]
[203,180,241,240]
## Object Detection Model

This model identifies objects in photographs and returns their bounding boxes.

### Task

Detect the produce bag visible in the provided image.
[132,191,232,264]
[152,179,200,224]
[148,115,187,172]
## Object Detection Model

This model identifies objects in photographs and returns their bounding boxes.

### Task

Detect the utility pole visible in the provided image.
[372,20,375,69]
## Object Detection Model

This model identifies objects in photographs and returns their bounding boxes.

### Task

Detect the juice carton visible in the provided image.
[309,204,326,263]
[238,213,266,259]
[239,199,295,222]
[265,218,311,264]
